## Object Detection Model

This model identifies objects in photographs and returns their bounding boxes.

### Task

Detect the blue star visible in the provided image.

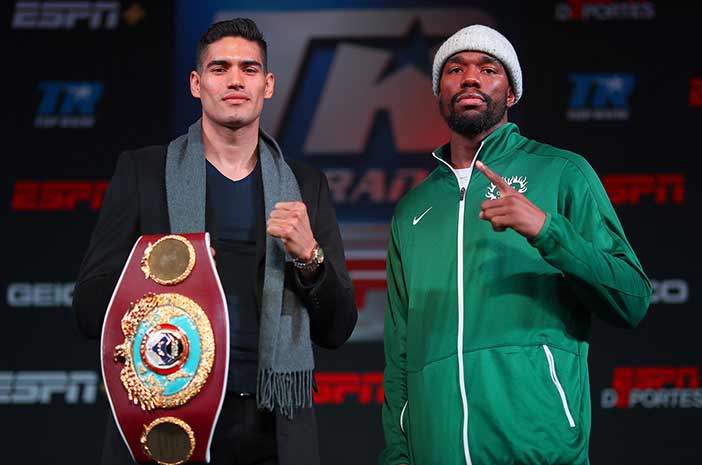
[375,20,443,83]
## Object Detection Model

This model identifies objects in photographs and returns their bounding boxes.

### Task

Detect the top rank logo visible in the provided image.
[555,0,656,22]
[35,81,103,128]
[568,73,635,121]
[11,1,146,29]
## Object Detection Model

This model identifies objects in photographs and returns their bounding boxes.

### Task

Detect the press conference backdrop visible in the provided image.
[2,1,700,464]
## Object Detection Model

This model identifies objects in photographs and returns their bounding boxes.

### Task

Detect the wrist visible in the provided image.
[293,241,325,273]
[525,211,547,240]
[528,212,552,246]
[299,241,317,263]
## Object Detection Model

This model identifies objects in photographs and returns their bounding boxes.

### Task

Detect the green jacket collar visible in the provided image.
[432,122,526,171]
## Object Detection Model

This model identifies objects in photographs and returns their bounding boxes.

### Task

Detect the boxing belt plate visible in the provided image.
[101,233,229,465]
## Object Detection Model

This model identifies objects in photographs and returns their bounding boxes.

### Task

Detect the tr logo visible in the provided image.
[567,73,635,121]
[35,81,103,128]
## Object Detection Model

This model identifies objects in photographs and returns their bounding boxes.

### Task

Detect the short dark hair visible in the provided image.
[196,18,268,71]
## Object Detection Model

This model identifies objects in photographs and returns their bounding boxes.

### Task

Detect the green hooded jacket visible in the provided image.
[381,122,651,465]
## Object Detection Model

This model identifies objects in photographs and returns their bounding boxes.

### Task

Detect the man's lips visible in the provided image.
[222,94,249,103]
[455,93,486,106]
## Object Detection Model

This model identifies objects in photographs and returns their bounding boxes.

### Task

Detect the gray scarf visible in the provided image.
[165,119,314,419]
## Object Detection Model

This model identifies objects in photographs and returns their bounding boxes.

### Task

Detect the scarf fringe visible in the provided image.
[257,368,314,420]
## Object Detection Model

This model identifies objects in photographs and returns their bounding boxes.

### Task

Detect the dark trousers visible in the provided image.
[207,393,277,465]
[101,393,277,465]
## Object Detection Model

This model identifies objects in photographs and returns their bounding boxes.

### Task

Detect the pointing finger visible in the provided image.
[476,160,514,195]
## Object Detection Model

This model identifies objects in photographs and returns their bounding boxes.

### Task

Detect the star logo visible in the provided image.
[123,3,146,26]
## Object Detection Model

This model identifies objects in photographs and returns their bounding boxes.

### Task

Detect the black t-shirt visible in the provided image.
[206,159,260,393]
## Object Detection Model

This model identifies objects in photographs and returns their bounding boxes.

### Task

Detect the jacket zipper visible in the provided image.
[400,400,408,434]
[543,345,576,428]
[432,143,484,465]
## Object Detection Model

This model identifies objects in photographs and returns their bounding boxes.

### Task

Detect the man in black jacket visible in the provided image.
[73,18,357,465]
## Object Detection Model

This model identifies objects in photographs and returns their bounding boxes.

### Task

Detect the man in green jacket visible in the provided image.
[381,24,651,465]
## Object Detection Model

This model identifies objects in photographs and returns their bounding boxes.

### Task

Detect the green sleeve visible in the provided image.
[529,158,651,328]
[380,216,410,465]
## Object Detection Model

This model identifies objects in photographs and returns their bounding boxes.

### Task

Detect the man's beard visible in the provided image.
[441,90,508,137]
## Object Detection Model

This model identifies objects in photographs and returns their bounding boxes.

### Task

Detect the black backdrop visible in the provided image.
[2,1,700,464]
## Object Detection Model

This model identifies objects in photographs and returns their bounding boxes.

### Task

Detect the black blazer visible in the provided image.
[73,145,357,346]
[72,145,358,465]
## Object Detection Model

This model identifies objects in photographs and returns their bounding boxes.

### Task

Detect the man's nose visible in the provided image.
[461,67,480,87]
[227,68,244,88]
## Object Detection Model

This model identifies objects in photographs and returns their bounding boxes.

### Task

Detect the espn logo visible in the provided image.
[555,1,655,22]
[314,372,383,405]
[601,174,685,205]
[0,371,98,404]
[12,1,119,29]
[601,366,702,409]
[11,180,108,212]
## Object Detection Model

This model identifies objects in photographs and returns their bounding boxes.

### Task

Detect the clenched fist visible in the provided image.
[266,201,317,261]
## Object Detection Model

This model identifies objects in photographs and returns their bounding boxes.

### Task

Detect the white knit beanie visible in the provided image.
[432,24,522,102]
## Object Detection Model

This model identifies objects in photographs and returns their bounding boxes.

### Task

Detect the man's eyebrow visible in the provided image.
[478,55,500,65]
[206,59,263,70]
[240,60,262,69]
[446,54,500,66]
[206,59,231,68]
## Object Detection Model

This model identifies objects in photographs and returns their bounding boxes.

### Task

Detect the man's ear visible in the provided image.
[506,85,516,108]
[264,72,275,99]
[190,70,201,99]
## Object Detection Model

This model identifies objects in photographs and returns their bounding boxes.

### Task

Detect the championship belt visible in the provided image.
[101,233,229,465]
